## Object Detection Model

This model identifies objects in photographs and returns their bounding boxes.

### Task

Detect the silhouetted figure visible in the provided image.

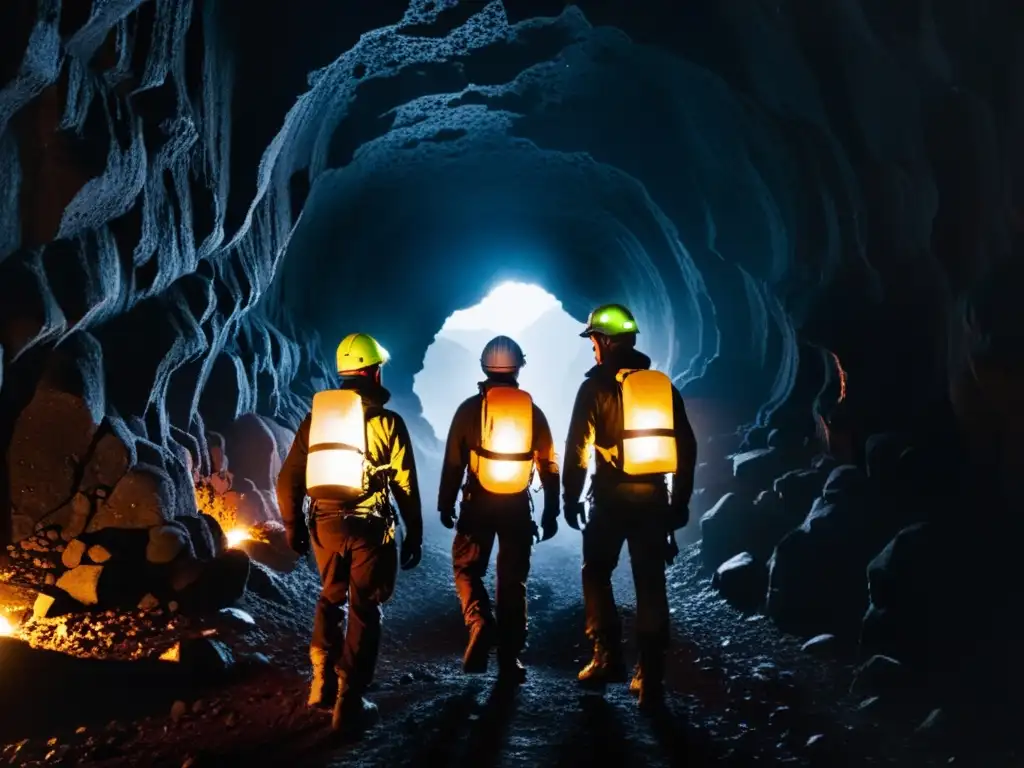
[277,333,423,736]
[564,304,697,711]
[438,335,560,683]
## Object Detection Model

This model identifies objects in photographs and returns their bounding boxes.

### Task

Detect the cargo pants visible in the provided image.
[310,512,397,694]
[452,499,535,657]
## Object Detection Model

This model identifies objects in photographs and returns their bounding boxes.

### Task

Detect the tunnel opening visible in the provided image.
[413,279,591,446]
[414,279,591,561]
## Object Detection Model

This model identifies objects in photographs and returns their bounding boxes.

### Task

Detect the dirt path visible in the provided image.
[8,539,962,767]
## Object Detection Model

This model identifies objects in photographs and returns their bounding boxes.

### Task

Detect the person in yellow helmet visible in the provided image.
[277,333,423,736]
[563,304,697,712]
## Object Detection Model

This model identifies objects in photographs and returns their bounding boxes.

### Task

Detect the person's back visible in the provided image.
[562,305,697,711]
[277,333,423,736]
[437,335,560,682]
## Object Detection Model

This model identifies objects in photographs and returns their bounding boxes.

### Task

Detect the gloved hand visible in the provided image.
[540,512,558,541]
[564,500,586,530]
[286,525,310,556]
[665,532,680,565]
[401,538,422,570]
[669,502,690,531]
[439,508,457,530]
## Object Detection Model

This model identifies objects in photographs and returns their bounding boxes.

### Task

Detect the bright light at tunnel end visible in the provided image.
[442,281,562,335]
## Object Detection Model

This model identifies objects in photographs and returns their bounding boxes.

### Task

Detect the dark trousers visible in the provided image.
[582,501,671,650]
[452,504,534,655]
[310,514,397,693]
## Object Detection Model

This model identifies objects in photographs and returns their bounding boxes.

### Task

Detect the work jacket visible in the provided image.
[438,380,560,518]
[277,379,423,546]
[563,348,697,508]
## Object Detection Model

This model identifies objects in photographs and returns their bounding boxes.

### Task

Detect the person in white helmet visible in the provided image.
[437,335,560,684]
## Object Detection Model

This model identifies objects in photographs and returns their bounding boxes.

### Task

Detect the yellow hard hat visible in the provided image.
[336,333,389,373]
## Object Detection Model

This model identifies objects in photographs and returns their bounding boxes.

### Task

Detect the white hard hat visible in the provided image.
[481,335,526,374]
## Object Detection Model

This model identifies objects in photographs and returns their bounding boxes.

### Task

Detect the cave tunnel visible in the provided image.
[1,0,1024,764]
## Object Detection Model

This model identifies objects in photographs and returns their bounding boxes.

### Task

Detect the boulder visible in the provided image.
[7,390,99,524]
[80,431,131,493]
[87,466,174,532]
[731,447,788,491]
[55,562,148,608]
[79,528,150,561]
[699,493,748,570]
[175,515,217,561]
[145,523,193,565]
[235,538,298,573]
[179,637,236,680]
[32,591,80,619]
[201,513,228,556]
[61,539,87,569]
[712,552,765,612]
[221,480,277,528]
[55,565,104,606]
[172,549,251,614]
[86,544,112,564]
[700,490,799,570]
[860,523,945,669]
[773,468,828,522]
[223,414,279,491]
[58,492,93,541]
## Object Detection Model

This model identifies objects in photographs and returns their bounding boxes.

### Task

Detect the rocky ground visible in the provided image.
[1,527,1012,768]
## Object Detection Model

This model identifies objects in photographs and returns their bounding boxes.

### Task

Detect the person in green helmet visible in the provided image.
[277,332,423,737]
[563,304,697,712]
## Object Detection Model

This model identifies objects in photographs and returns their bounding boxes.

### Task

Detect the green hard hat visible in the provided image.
[579,303,639,338]
[336,333,390,372]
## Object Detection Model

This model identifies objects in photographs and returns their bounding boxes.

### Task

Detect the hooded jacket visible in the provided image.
[276,378,423,546]
[437,380,560,519]
[563,347,697,507]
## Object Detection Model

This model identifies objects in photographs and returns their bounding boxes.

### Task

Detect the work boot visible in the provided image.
[629,663,642,697]
[463,621,493,674]
[307,647,337,710]
[331,676,380,736]
[497,651,527,685]
[577,638,627,686]
[636,648,666,713]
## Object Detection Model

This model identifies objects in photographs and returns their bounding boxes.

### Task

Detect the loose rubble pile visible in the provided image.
[697,427,1021,725]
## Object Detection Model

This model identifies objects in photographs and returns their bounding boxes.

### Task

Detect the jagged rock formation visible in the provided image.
[1,0,1022,720]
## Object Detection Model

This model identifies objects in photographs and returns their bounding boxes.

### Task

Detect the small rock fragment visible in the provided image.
[87,544,113,564]
[170,700,188,722]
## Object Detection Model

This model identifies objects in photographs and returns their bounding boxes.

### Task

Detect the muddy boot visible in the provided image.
[497,650,527,685]
[636,648,666,713]
[577,637,627,686]
[463,620,493,674]
[307,647,337,710]
[331,675,380,736]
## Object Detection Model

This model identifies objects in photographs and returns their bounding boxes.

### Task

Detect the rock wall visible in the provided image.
[0,0,328,547]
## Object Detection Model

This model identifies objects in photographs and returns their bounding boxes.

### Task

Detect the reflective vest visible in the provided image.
[618,369,677,476]
[469,387,534,494]
[306,389,368,502]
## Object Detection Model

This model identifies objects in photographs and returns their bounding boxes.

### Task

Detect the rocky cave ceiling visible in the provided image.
[1,0,1022,523]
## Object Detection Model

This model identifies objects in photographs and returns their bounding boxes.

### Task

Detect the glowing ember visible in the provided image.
[225,528,252,548]
[0,614,16,637]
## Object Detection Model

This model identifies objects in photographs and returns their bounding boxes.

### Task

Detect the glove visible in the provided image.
[540,512,558,542]
[669,503,690,531]
[564,500,586,530]
[286,525,310,556]
[439,508,457,530]
[665,532,680,565]
[401,538,422,570]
